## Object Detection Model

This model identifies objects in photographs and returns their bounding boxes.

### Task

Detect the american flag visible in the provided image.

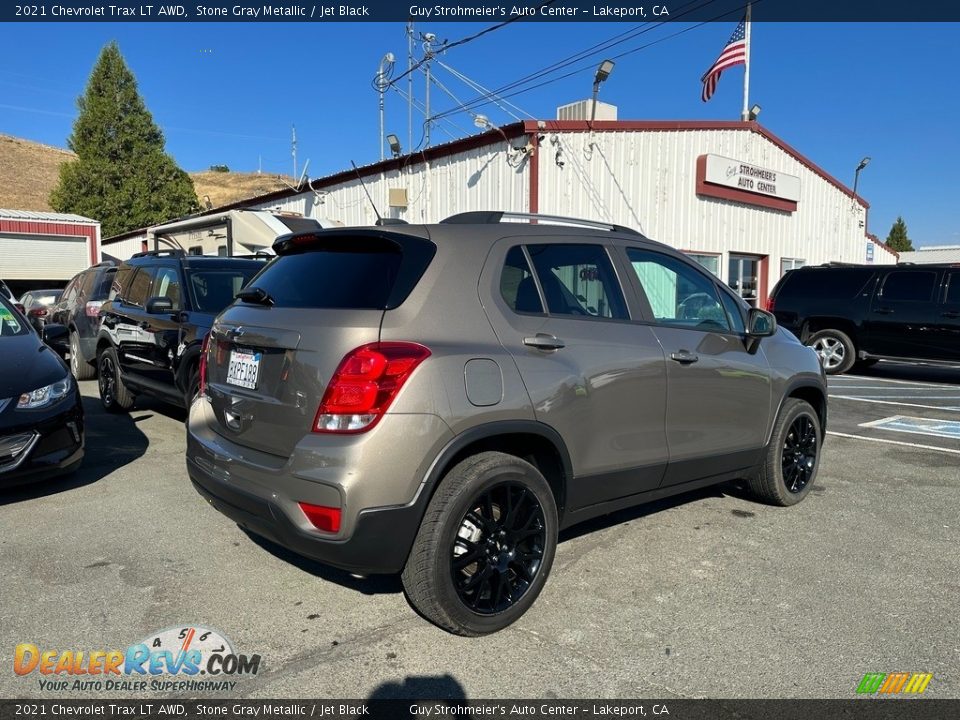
[701,19,747,102]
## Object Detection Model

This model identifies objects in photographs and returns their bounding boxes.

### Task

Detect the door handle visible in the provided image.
[942,311,960,319]
[523,333,565,351]
[670,351,699,364]
[874,307,895,315]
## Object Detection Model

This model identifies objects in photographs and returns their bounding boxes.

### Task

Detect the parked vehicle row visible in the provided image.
[4,212,833,637]
[769,263,960,374]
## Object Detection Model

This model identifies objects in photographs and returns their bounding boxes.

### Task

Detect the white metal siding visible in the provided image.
[535,129,896,294]
[0,233,88,280]
[101,236,146,262]
[251,145,531,226]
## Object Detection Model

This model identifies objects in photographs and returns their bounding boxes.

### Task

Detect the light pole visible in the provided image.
[852,156,871,205]
[590,59,615,126]
[376,52,395,161]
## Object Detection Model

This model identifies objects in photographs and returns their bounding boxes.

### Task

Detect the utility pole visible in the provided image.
[422,32,436,149]
[377,53,395,161]
[407,21,414,153]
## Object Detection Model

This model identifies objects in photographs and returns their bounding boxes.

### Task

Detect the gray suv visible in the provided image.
[186,212,827,635]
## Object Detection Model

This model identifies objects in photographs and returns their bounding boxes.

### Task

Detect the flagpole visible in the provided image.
[741,3,752,120]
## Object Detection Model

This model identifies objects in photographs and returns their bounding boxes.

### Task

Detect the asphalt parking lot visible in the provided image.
[2,363,958,700]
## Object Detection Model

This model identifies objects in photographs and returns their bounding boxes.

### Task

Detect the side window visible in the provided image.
[500,246,543,314]
[627,249,731,332]
[526,244,628,320]
[946,273,960,305]
[880,271,937,302]
[153,267,183,310]
[110,266,134,301]
[719,289,747,333]
[60,279,77,306]
[125,267,156,307]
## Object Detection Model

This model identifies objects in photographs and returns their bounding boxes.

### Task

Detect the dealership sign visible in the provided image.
[702,154,801,202]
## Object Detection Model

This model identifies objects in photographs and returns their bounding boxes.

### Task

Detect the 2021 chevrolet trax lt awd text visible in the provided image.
[186,211,827,635]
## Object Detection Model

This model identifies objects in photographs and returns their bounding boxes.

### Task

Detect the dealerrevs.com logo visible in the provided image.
[14,625,261,693]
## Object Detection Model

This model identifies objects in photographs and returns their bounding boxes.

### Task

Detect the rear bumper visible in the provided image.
[187,458,425,574]
[185,398,452,575]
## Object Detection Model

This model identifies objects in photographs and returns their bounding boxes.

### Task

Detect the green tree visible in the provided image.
[51,42,198,238]
[885,216,914,252]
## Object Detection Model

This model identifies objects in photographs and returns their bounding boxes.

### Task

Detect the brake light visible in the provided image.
[765,296,775,312]
[85,301,103,318]
[314,342,430,434]
[298,502,341,533]
[198,334,210,397]
[28,307,48,317]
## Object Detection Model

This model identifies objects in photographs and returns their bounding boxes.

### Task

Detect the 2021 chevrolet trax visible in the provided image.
[186,211,827,635]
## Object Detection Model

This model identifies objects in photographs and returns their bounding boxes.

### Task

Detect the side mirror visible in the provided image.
[42,323,70,354]
[746,307,777,338]
[145,296,174,314]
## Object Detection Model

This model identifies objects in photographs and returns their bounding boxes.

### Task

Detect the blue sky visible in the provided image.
[0,21,957,247]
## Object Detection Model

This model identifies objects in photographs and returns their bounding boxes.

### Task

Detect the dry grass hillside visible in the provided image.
[0,133,292,214]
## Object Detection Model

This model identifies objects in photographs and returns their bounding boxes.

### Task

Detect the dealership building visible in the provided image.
[104,115,896,307]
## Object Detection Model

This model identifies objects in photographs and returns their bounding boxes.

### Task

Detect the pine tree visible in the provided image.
[885,216,914,252]
[51,42,198,238]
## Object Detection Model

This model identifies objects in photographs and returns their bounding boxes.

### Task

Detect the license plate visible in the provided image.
[226,349,261,389]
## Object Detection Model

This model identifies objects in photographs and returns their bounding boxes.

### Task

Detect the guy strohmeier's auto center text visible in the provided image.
[14,3,671,20]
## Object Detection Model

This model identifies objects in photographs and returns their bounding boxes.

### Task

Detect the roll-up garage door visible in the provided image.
[0,233,88,281]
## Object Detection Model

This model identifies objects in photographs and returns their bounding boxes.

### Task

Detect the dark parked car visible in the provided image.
[50,261,118,380]
[96,250,266,412]
[19,289,63,332]
[187,211,827,635]
[0,296,84,487]
[768,263,960,374]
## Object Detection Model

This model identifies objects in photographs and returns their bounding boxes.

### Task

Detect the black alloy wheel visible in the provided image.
[781,414,818,494]
[450,482,547,615]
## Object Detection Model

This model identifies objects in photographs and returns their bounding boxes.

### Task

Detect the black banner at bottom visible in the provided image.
[1,700,957,720]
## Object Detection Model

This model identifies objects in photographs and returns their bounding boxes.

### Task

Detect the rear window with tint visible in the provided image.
[778,268,874,301]
[247,247,404,309]
[91,270,116,300]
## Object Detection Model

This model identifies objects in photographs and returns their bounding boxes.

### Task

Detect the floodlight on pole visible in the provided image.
[591,59,615,126]
[748,103,761,121]
[852,156,871,208]
[386,134,402,158]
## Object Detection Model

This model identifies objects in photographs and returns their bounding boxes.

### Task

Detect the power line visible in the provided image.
[431,0,751,124]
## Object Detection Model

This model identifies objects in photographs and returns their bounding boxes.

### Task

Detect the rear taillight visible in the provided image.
[198,334,210,397]
[313,342,430,434]
[765,296,775,312]
[298,502,341,533]
[28,307,48,317]
[85,301,103,318]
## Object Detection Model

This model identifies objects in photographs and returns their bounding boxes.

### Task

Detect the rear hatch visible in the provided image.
[205,229,435,457]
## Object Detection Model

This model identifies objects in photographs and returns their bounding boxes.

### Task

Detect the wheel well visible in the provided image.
[436,433,567,516]
[788,386,827,430]
[801,317,859,347]
[95,338,111,357]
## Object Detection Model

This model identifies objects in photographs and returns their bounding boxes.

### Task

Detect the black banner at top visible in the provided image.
[3,0,960,23]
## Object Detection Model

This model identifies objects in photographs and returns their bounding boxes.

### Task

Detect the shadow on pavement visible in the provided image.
[243,530,403,595]
[0,395,150,506]
[852,361,960,385]
[367,674,469,709]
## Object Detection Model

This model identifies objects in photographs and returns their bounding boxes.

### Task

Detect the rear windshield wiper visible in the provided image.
[236,286,275,306]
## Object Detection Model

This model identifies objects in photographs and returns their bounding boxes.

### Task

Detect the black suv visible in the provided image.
[50,261,118,379]
[96,250,266,411]
[768,263,960,374]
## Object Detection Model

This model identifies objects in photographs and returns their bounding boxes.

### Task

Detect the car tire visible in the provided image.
[184,366,201,411]
[69,331,96,380]
[808,328,856,375]
[401,451,559,636]
[748,398,821,507]
[97,346,135,412]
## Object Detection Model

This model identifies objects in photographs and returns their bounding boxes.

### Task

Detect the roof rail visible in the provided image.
[92,260,117,268]
[440,211,641,235]
[131,249,186,259]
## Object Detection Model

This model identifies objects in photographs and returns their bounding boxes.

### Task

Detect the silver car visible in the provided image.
[186,212,827,635]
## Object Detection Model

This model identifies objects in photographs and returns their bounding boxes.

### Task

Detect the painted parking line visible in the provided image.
[828,395,960,412]
[826,431,960,456]
[859,415,960,440]
[833,375,960,389]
